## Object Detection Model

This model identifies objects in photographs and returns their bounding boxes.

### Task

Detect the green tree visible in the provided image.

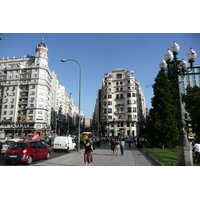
[147,70,179,148]
[182,85,200,134]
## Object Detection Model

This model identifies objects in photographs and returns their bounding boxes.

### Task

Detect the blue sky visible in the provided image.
[0,33,200,118]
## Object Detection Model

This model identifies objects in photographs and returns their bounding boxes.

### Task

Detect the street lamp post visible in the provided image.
[61,59,82,152]
[159,41,197,166]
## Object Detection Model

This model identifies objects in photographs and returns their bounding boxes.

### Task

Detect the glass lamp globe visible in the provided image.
[170,41,180,53]
[159,59,167,70]
[186,48,197,61]
[180,59,188,70]
[164,49,173,61]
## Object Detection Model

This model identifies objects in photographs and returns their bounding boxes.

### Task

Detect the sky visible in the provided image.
[0,33,200,118]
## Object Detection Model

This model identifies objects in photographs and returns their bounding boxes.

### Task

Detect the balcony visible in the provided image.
[114,111,125,115]
[115,104,124,107]
[18,101,28,104]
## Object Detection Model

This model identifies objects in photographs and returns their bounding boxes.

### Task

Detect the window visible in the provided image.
[128,115,132,119]
[127,93,131,97]
[38,98,43,102]
[108,94,112,98]
[127,107,131,113]
[116,74,122,79]
[108,115,112,120]
[37,142,46,148]
[193,80,196,86]
[104,95,107,99]
[180,81,184,86]
[108,108,112,113]
[133,107,136,112]
[104,108,107,113]
[108,101,112,105]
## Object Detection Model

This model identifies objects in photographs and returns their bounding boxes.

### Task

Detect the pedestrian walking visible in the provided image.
[114,139,120,156]
[110,138,115,155]
[92,137,96,150]
[96,137,100,147]
[120,138,125,156]
[193,140,200,163]
[128,136,132,148]
[82,139,93,166]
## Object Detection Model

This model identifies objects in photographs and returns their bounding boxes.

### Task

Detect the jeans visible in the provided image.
[194,152,200,163]
[120,146,125,155]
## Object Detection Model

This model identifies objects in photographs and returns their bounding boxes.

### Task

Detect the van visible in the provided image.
[53,136,76,152]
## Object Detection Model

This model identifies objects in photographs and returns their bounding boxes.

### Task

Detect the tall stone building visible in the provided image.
[0,38,51,133]
[100,68,146,137]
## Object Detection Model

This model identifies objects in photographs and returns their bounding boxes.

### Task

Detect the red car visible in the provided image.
[4,140,51,165]
[26,133,40,140]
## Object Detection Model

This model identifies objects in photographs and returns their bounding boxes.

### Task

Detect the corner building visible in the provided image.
[101,68,146,137]
[0,39,51,133]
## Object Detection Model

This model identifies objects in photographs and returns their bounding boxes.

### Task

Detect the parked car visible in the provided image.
[1,139,23,154]
[25,133,40,140]
[53,136,76,152]
[0,141,3,151]
[4,140,51,165]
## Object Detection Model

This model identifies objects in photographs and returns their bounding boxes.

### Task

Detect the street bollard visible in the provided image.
[153,148,156,152]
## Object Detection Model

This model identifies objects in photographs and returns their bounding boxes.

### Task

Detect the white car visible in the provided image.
[1,139,23,154]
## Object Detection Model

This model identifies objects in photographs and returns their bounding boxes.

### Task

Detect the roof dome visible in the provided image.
[37,42,47,48]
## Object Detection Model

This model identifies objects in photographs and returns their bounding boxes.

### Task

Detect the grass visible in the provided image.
[145,147,200,166]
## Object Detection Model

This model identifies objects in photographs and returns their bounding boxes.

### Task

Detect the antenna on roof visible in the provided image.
[42,33,44,43]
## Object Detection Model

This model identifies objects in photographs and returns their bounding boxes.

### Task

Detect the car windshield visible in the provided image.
[9,143,27,150]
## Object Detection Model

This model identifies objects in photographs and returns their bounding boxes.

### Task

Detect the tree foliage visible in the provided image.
[147,70,179,148]
[182,85,200,134]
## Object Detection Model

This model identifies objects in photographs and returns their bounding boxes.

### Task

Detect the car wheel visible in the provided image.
[25,156,33,165]
[5,160,12,165]
[46,152,51,159]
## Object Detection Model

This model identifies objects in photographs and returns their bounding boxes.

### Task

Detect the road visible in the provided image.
[0,143,158,166]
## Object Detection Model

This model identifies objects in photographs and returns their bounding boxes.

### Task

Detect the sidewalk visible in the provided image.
[33,142,158,166]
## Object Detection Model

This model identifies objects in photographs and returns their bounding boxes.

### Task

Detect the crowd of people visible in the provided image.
[81,135,148,166]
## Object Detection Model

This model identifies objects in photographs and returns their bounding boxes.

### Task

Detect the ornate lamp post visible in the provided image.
[61,59,82,152]
[159,41,197,166]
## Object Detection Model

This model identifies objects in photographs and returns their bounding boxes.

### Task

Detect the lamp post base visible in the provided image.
[177,145,193,166]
